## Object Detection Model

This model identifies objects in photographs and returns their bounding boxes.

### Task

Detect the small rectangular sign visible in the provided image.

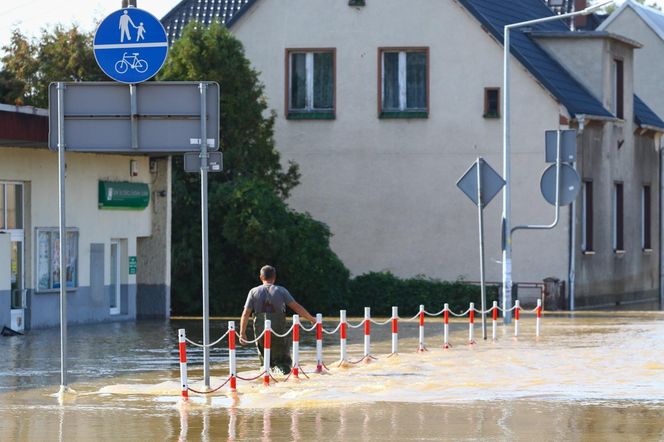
[545,130,577,163]
[128,256,137,275]
[184,151,223,173]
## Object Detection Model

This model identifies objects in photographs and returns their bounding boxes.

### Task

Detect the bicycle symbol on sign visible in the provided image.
[114,52,148,74]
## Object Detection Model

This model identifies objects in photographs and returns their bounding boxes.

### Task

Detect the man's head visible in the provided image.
[260,265,276,284]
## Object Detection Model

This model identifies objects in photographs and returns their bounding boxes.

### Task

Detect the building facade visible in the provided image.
[0,104,171,331]
[163,0,664,308]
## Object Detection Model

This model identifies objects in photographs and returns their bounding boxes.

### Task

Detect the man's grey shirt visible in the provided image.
[244,284,294,315]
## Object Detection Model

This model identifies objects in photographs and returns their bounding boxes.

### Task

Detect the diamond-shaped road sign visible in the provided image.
[457,158,505,207]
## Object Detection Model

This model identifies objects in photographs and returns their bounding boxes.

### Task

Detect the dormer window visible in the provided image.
[612,59,624,119]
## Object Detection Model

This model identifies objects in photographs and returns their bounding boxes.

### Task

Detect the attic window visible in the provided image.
[349,0,366,6]
[484,88,500,118]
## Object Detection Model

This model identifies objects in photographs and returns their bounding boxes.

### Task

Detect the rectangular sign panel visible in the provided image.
[48,81,219,153]
[184,151,223,173]
[98,181,150,209]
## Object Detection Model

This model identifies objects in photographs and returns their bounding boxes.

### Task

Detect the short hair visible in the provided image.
[260,265,276,281]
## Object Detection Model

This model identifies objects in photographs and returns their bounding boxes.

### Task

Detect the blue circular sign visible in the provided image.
[93,8,168,84]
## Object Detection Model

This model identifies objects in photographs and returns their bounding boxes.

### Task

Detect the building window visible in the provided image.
[379,48,429,118]
[612,59,624,119]
[613,182,624,252]
[642,185,652,251]
[36,228,79,291]
[286,49,335,119]
[484,88,500,118]
[0,183,23,230]
[582,181,593,253]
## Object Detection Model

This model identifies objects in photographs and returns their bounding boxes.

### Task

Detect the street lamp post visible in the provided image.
[501,1,612,323]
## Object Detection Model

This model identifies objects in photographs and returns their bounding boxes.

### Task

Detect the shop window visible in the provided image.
[36,228,79,291]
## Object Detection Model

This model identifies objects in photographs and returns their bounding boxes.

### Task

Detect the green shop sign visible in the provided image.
[128,256,137,275]
[99,181,150,210]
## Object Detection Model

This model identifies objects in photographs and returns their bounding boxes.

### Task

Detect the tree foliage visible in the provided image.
[1,26,105,107]
[159,23,348,315]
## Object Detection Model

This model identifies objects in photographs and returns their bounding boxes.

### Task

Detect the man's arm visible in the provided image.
[287,301,315,324]
[239,307,252,344]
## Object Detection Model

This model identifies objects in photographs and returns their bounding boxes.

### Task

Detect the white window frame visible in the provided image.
[380,49,428,113]
[35,227,79,292]
[287,50,334,113]
[0,181,24,231]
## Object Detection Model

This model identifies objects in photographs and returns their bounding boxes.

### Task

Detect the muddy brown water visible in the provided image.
[1,312,663,441]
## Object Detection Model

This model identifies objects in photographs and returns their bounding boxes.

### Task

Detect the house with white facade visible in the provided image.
[0,104,171,331]
[162,0,664,309]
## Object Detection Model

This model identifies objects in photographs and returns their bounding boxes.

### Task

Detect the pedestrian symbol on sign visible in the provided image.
[94,8,168,84]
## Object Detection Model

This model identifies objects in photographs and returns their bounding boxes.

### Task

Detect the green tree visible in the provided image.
[159,23,349,315]
[1,25,105,107]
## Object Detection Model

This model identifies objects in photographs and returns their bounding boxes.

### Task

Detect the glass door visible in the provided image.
[2,182,25,330]
[10,239,24,309]
[110,241,121,315]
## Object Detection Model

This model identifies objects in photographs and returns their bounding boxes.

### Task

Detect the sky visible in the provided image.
[1,0,664,52]
[0,0,182,51]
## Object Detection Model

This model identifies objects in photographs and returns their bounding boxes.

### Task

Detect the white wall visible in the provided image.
[0,148,152,289]
[231,0,570,283]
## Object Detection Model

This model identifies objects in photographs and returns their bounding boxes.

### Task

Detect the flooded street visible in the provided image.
[1,312,663,440]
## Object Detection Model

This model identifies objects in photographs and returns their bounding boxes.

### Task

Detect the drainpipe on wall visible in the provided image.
[660,135,664,310]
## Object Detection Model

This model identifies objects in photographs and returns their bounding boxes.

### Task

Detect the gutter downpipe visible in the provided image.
[660,134,664,309]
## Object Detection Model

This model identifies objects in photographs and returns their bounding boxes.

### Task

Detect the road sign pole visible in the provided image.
[130,84,138,149]
[57,82,68,392]
[199,82,211,390]
[476,158,487,340]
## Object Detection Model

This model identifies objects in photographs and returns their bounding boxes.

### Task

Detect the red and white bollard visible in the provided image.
[468,302,476,345]
[514,300,520,337]
[340,310,348,363]
[263,319,272,386]
[228,321,237,392]
[363,307,371,360]
[315,313,324,373]
[292,314,300,378]
[391,306,398,354]
[178,328,189,400]
[443,303,450,349]
[536,299,542,337]
[492,300,498,341]
[417,304,426,352]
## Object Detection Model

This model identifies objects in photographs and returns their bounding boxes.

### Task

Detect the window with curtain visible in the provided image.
[287,49,335,119]
[380,48,428,117]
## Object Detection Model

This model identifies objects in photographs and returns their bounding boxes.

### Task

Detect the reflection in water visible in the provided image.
[1,313,664,440]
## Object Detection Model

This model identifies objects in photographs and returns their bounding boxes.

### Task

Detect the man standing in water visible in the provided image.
[240,265,315,374]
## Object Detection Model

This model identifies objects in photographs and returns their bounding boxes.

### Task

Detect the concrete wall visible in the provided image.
[137,156,172,318]
[0,234,10,328]
[603,6,664,117]
[231,0,570,285]
[573,123,660,307]
[0,147,156,329]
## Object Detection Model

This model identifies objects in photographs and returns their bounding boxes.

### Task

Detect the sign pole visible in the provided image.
[199,82,211,390]
[476,158,487,340]
[57,82,69,391]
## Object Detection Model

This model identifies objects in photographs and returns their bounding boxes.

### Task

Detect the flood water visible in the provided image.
[1,311,663,441]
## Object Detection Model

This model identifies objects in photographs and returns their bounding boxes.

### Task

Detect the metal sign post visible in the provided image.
[457,157,505,340]
[476,158,487,339]
[199,83,211,390]
[56,82,69,393]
